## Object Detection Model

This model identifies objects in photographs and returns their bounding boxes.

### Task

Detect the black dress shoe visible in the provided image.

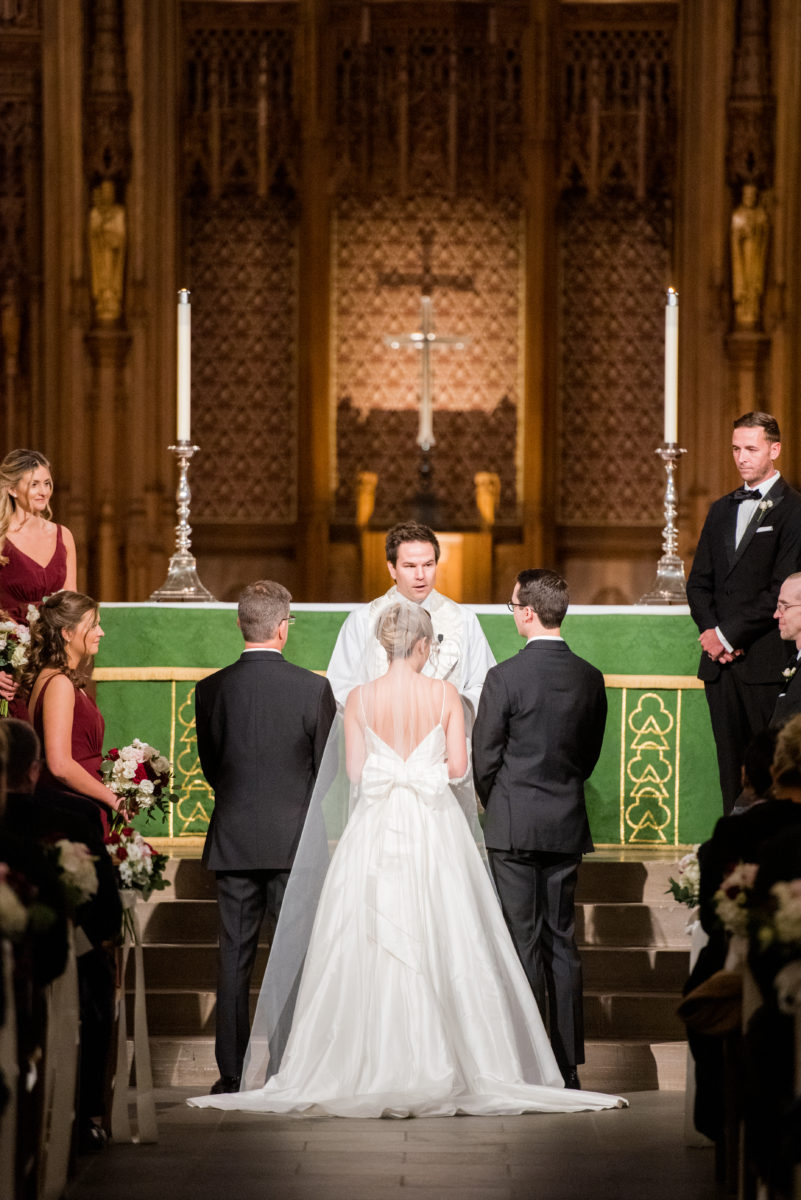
[78,1122,108,1154]
[562,1067,581,1090]
[210,1075,241,1094]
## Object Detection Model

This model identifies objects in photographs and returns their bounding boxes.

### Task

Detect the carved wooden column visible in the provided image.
[41,0,91,589]
[724,0,775,424]
[297,0,333,599]
[676,0,733,545]
[521,0,558,569]
[0,9,42,452]
[124,0,179,598]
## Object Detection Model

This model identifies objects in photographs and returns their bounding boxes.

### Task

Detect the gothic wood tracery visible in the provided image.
[556,5,677,531]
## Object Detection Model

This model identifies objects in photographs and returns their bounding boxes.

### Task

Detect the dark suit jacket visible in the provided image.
[3,789,122,948]
[472,639,607,855]
[770,653,801,727]
[195,650,336,872]
[686,477,801,683]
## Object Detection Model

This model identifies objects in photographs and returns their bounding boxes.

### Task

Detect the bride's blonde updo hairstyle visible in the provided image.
[376,602,434,662]
[21,590,99,696]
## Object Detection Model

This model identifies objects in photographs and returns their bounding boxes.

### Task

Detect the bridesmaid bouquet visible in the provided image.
[0,618,31,716]
[100,738,179,826]
[104,827,169,902]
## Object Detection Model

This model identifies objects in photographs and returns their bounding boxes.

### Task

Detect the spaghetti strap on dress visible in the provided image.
[0,525,67,624]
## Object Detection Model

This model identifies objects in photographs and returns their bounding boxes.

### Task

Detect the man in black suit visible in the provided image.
[770,571,801,728]
[195,580,336,1094]
[686,411,801,814]
[472,568,607,1089]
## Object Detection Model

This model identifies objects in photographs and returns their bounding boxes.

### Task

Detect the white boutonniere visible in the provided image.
[756,499,774,525]
[782,664,797,681]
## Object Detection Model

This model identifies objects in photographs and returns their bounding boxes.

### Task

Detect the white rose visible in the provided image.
[137,780,155,796]
[153,756,171,777]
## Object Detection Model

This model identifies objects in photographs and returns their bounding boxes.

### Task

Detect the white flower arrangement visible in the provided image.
[666,845,701,908]
[714,861,759,937]
[52,839,99,910]
[782,664,797,681]
[0,876,28,937]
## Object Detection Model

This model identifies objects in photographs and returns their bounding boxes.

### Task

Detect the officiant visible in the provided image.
[326,520,495,726]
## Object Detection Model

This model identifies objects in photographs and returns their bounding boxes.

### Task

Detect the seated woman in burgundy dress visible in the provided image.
[0,449,77,716]
[22,591,122,836]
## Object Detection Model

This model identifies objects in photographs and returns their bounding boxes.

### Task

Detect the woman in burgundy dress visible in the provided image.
[0,449,77,714]
[23,591,122,835]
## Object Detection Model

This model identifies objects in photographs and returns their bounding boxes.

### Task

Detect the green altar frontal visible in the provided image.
[94,603,719,849]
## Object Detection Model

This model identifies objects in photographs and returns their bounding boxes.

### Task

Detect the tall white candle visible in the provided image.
[664,287,678,444]
[177,289,191,442]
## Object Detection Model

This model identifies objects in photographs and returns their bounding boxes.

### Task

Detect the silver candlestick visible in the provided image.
[149,441,216,602]
[638,443,688,605]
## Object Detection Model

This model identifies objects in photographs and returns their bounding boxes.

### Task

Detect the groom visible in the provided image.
[195,580,336,1094]
[472,568,607,1089]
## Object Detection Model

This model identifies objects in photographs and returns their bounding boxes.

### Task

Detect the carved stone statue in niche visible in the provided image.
[89,180,126,324]
[730,184,770,331]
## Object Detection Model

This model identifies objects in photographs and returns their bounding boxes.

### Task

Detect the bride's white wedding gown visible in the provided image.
[189,723,625,1117]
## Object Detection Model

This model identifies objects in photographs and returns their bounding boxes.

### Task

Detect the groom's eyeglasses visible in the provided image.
[283,614,296,625]
[506,601,528,612]
[776,601,801,613]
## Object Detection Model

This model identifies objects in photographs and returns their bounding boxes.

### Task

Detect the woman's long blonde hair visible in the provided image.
[0,449,53,565]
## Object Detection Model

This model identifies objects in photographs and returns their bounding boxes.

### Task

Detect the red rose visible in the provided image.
[122,826,134,837]
[116,847,128,861]
[105,832,121,845]
[133,764,148,784]
[108,748,120,761]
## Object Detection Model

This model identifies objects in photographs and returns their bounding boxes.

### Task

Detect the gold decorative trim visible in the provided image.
[604,674,702,690]
[94,666,328,681]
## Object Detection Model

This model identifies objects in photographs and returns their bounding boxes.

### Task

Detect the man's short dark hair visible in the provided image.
[733,411,781,443]
[3,718,41,792]
[237,580,292,642]
[385,522,441,566]
[516,568,569,629]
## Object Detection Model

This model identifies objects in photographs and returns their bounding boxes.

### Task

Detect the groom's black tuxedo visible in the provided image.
[686,476,801,812]
[472,638,607,1076]
[195,650,336,1080]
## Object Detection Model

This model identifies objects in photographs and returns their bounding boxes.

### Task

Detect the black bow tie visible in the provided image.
[732,487,762,502]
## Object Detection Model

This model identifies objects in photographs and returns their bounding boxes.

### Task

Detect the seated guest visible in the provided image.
[684,717,801,1147]
[741,724,801,1194]
[21,592,123,836]
[770,571,801,728]
[730,726,776,814]
[1,718,122,1153]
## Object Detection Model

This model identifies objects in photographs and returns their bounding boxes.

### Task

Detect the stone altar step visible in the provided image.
[131,852,694,1092]
[146,1034,688,1096]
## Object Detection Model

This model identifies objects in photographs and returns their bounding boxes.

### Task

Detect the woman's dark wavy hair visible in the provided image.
[20,590,99,698]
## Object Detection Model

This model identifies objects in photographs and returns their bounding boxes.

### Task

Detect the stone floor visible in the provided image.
[68,1087,722,1200]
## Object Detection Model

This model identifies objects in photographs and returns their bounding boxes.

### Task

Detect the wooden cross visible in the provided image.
[378,229,473,450]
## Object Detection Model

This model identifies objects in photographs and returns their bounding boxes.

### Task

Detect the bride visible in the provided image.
[189,601,625,1118]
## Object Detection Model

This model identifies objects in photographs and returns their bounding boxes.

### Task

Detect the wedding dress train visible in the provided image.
[189,723,625,1118]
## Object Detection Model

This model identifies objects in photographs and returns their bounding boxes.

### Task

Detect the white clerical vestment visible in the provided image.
[326,586,496,719]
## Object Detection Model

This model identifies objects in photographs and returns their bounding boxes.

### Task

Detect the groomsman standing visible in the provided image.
[195,581,336,1094]
[472,568,607,1089]
[686,412,801,813]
